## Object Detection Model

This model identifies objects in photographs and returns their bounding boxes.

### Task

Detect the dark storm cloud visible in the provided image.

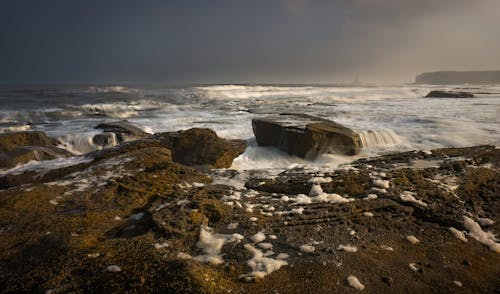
[0,0,498,84]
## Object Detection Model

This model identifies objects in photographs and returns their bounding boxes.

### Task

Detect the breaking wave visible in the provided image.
[85,86,135,94]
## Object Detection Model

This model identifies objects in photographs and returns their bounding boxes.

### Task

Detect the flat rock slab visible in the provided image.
[252,113,362,159]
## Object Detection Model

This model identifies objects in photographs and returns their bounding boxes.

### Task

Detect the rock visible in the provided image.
[252,113,362,159]
[95,120,150,143]
[92,132,118,148]
[153,128,247,169]
[1,143,499,293]
[0,131,59,152]
[94,126,245,168]
[0,145,212,292]
[0,128,245,189]
[425,90,475,98]
[0,146,73,169]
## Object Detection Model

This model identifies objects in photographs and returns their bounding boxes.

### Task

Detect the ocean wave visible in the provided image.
[79,104,138,119]
[6,109,85,124]
[85,85,136,94]
[196,85,425,102]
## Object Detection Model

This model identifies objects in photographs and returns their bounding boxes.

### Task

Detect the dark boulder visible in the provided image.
[0,131,59,152]
[252,113,362,159]
[95,120,150,143]
[425,90,475,98]
[92,132,118,148]
[0,146,73,169]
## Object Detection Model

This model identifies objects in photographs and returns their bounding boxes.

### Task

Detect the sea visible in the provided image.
[1,84,499,175]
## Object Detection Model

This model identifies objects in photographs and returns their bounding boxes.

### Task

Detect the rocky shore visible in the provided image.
[0,125,498,293]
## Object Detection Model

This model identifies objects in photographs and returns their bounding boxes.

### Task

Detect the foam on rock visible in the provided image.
[347,275,365,290]
[308,177,332,184]
[299,244,315,253]
[380,245,394,251]
[250,231,266,243]
[106,265,122,273]
[337,244,358,253]
[406,235,420,244]
[193,225,244,265]
[409,263,419,272]
[449,227,467,242]
[239,244,288,281]
[400,191,427,207]
[463,216,500,252]
[286,184,354,205]
[373,179,389,189]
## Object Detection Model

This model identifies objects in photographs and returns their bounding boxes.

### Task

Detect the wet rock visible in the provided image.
[0,146,73,169]
[153,128,247,169]
[0,127,245,188]
[92,132,118,148]
[1,144,499,293]
[95,120,150,142]
[0,146,212,292]
[0,131,59,152]
[425,90,475,98]
[252,113,362,159]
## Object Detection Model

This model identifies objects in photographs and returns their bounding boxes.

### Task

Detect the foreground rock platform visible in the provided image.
[252,113,362,159]
[0,142,498,293]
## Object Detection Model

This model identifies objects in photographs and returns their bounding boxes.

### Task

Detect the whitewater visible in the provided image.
[0,84,499,172]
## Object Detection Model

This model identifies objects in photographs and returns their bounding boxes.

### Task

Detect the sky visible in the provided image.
[1,0,499,85]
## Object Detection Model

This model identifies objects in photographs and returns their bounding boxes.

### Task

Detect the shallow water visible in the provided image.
[0,84,499,172]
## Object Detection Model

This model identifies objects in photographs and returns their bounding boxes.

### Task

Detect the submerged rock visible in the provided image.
[95,120,150,143]
[425,90,475,98]
[252,113,362,159]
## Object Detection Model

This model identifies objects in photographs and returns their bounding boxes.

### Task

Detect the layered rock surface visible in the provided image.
[1,136,498,292]
[252,113,362,159]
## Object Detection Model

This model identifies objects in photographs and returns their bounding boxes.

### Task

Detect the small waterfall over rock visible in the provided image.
[359,129,405,149]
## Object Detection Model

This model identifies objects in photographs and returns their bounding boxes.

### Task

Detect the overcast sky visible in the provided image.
[1,0,499,84]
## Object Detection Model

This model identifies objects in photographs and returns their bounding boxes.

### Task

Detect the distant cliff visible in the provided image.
[416,70,500,84]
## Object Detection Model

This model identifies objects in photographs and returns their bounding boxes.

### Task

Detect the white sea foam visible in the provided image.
[193,225,244,265]
[463,216,500,252]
